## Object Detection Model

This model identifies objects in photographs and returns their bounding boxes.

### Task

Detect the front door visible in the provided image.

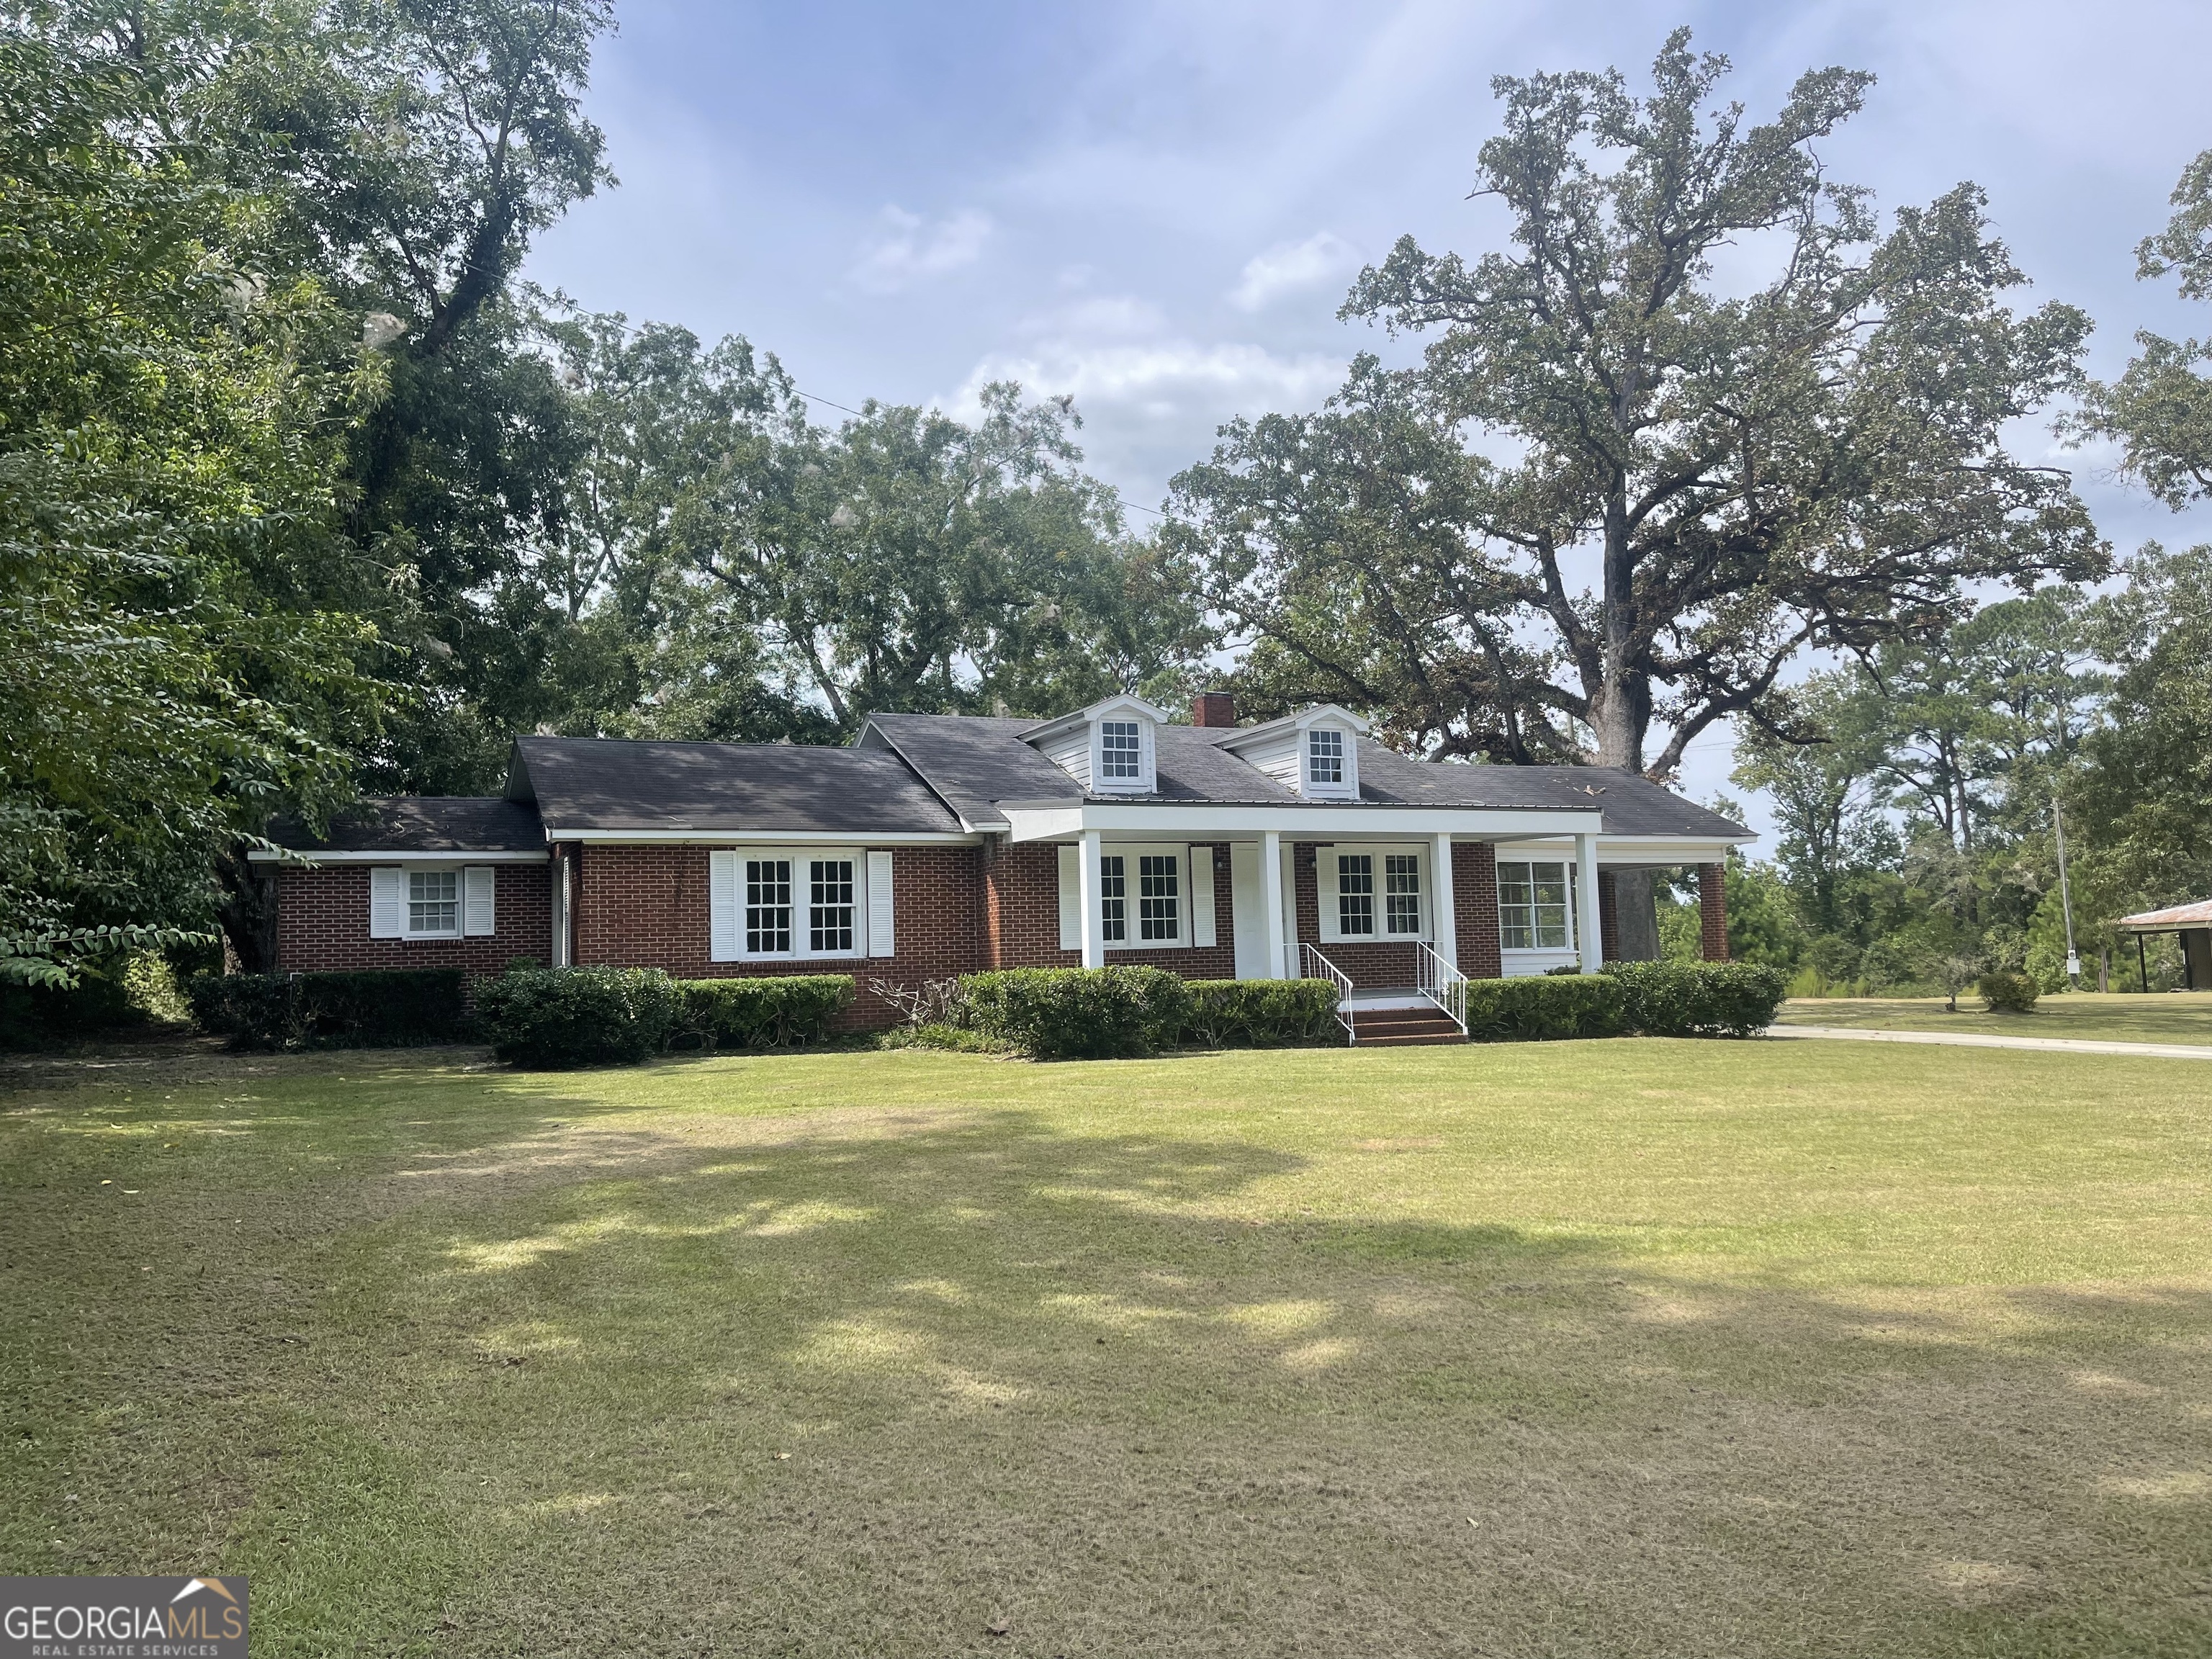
[1231,842,1267,979]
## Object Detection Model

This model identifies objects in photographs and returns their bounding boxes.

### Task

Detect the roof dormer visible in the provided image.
[1019,693,1169,795]
[1216,703,1370,800]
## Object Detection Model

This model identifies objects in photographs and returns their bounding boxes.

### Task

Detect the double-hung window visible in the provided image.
[1336,853,1375,936]
[1385,853,1421,935]
[809,858,855,952]
[714,848,879,963]
[1498,860,1574,950]
[746,858,793,954]
[1099,719,1143,783]
[1138,854,1180,941]
[1308,727,1344,786]
[408,869,459,937]
[1100,855,1128,942]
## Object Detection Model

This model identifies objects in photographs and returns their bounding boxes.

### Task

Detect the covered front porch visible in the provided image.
[1001,799,1743,1041]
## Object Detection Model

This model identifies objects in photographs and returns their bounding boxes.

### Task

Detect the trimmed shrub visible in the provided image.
[1179,979,1341,1048]
[1977,971,2041,1013]
[958,966,1190,1059]
[1604,960,1789,1038]
[475,966,682,1068]
[187,969,469,1051]
[677,975,853,1049]
[1462,974,1627,1042]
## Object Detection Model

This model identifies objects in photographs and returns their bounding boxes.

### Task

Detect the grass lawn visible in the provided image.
[4,1037,2211,1658]
[1775,990,2212,1046]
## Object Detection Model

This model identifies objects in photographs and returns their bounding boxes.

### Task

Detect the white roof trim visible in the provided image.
[1017,691,1172,747]
[1002,803,1605,842]
[1216,702,1373,751]
[247,848,549,864]
[1493,835,1752,864]
[544,828,982,845]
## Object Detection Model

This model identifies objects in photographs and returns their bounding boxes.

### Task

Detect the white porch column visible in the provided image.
[1431,832,1457,969]
[1079,829,1106,968]
[1259,829,1287,979]
[1575,832,1604,973]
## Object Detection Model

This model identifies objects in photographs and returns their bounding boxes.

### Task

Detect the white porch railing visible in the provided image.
[1300,943,1356,1044]
[1416,941,1467,1035]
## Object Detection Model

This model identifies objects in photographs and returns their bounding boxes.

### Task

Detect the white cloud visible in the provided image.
[947,295,1344,505]
[850,207,994,293]
[1228,230,1362,312]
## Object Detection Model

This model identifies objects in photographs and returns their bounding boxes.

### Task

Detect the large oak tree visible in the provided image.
[1167,30,2104,779]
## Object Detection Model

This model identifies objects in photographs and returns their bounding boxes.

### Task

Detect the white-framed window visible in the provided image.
[1319,845,1429,943]
[809,858,855,952]
[1100,719,1143,782]
[1385,853,1422,935]
[408,869,459,938]
[1498,860,1575,950]
[1138,853,1180,942]
[745,858,793,953]
[712,848,876,963]
[370,864,495,940]
[1308,727,1344,786]
[1084,843,1186,950]
[1336,853,1375,936]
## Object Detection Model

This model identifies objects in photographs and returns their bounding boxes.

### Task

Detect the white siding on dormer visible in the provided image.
[1043,729,1093,789]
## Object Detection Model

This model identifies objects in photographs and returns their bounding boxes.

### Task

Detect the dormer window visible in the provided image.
[1100,720,1143,782]
[1214,702,1367,799]
[1020,693,1166,794]
[1308,728,1344,787]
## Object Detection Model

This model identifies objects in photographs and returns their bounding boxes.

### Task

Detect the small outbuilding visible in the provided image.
[2117,899,2212,991]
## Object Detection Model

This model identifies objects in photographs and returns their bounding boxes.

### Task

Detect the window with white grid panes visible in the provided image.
[1498,860,1574,950]
[746,858,792,953]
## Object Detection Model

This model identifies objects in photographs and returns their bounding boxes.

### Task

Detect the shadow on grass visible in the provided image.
[9,1063,2212,1658]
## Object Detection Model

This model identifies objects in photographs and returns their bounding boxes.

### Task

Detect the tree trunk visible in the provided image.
[215,850,278,975]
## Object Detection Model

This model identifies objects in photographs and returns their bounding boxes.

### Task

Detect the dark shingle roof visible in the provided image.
[271,797,544,853]
[511,737,963,835]
[863,712,1748,840]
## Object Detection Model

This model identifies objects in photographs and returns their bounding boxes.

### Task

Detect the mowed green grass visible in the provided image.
[4,1038,2211,1658]
[1775,990,2212,1046]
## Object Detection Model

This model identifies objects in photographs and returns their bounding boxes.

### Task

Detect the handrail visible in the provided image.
[1300,943,1356,1044]
[1415,941,1468,1035]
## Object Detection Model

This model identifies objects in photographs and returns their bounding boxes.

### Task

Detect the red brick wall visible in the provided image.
[1698,862,1729,962]
[570,844,989,1029]
[274,863,552,976]
[983,841,1237,979]
[1597,869,1621,963]
[1453,841,1503,981]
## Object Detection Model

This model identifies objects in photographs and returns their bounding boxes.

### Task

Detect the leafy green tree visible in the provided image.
[0,17,385,981]
[1173,29,2103,781]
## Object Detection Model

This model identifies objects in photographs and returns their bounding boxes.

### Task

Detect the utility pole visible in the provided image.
[2055,797,2080,989]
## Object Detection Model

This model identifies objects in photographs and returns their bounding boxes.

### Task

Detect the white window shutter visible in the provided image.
[1057,845,1079,950]
[1190,846,1216,948]
[709,850,739,962]
[1316,848,1340,944]
[463,866,496,935]
[369,866,404,939]
[867,850,896,957]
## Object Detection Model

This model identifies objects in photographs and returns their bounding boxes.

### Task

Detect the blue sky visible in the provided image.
[528,0,2212,838]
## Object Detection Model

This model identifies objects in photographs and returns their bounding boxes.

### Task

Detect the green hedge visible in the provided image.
[475,967,682,1068]
[1179,979,1341,1048]
[187,969,470,1051]
[958,966,1190,1059]
[1462,974,1627,1042]
[1977,971,2040,1013]
[1604,960,1789,1038]
[677,975,853,1049]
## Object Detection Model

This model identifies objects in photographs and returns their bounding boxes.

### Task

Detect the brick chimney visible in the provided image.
[1192,690,1236,728]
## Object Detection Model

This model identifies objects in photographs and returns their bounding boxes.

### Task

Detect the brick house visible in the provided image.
[256,693,1750,1035]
